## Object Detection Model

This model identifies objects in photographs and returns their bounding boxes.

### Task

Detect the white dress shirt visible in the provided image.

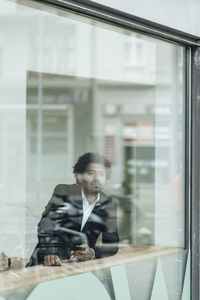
[81,189,100,231]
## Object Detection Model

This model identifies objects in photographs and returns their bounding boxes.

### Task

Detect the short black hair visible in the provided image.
[73,152,111,179]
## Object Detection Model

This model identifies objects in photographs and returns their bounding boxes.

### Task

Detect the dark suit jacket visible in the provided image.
[27,184,119,266]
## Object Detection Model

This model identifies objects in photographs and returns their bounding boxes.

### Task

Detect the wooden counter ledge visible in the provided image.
[0,245,184,293]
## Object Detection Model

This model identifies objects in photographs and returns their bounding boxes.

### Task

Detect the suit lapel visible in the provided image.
[81,192,109,232]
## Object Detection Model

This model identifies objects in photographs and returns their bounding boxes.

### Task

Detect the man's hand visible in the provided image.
[71,244,94,262]
[43,255,62,266]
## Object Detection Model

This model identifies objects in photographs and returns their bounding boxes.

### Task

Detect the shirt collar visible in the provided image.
[81,189,100,206]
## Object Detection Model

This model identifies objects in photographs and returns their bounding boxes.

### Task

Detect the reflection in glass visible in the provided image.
[0,0,186,298]
[26,36,185,251]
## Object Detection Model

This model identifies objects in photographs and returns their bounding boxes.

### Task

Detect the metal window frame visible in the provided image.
[20,0,200,46]
[191,46,200,300]
[22,0,199,299]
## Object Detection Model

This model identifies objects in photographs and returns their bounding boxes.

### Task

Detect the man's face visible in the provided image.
[77,163,107,194]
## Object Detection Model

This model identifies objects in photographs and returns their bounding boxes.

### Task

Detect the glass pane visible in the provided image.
[0,0,187,299]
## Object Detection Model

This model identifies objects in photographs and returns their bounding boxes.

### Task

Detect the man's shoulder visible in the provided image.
[100,192,118,206]
[54,184,81,195]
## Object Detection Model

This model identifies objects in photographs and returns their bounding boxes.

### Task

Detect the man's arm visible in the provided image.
[27,185,70,266]
[71,198,119,262]
[93,199,119,259]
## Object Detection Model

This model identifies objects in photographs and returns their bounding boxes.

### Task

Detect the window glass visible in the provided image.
[0,0,187,299]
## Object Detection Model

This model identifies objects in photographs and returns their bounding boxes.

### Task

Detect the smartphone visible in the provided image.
[75,246,86,251]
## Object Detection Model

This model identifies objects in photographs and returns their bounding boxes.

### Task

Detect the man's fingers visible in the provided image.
[43,255,62,266]
[71,245,94,262]
[54,256,62,266]
[50,255,55,265]
[44,255,51,265]
[46,255,53,265]
[72,251,86,259]
[73,252,91,261]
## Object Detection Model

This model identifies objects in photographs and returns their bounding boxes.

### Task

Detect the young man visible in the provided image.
[27,153,119,266]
